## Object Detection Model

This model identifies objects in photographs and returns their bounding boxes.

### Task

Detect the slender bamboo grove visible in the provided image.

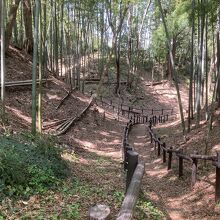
[0,0,220,134]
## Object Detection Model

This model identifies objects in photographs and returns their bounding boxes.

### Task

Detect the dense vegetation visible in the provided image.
[0,133,68,199]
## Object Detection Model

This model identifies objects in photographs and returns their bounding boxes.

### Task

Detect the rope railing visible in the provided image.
[147,120,220,203]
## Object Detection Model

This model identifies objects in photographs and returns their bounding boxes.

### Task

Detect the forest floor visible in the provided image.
[0,46,220,219]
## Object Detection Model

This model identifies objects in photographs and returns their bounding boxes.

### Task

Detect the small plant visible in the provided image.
[113,191,124,203]
[136,196,164,220]
[60,203,80,219]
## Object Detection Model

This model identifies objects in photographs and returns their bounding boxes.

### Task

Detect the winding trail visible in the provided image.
[128,124,218,220]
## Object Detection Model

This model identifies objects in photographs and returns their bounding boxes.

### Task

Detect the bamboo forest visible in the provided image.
[0,0,220,219]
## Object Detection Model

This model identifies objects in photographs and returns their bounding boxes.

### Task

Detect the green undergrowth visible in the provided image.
[134,194,165,220]
[0,147,126,219]
[0,134,164,219]
[0,132,69,200]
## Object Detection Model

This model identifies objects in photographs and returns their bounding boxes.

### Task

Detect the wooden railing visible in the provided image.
[88,118,145,220]
[117,119,145,219]
[88,104,173,219]
[96,96,175,122]
[147,120,220,203]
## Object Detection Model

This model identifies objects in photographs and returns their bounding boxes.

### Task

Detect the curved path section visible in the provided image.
[128,124,217,220]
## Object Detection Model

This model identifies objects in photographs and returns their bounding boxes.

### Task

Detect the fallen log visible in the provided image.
[145,80,167,86]
[42,118,70,129]
[1,79,50,88]
[56,118,72,132]
[85,80,101,84]
[84,78,101,82]
[55,87,76,110]
[55,95,95,135]
[85,80,127,85]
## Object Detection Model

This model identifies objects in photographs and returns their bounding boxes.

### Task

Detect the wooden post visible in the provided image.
[166,114,169,121]
[101,96,103,106]
[157,139,161,156]
[124,145,133,171]
[150,132,153,143]
[191,159,198,188]
[163,143,166,163]
[126,150,138,191]
[168,147,173,170]
[162,109,164,115]
[152,109,154,115]
[129,117,132,124]
[89,204,110,220]
[117,104,120,120]
[215,152,220,203]
[179,149,183,178]
[149,120,152,129]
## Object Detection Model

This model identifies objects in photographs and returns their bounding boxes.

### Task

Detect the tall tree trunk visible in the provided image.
[54,0,59,76]
[60,0,64,77]
[1,0,6,121]
[115,33,121,95]
[31,0,40,135]
[216,8,220,107]
[23,0,33,53]
[38,2,43,133]
[5,0,21,53]
[158,0,185,134]
[127,6,132,88]
[205,13,209,119]
[0,0,1,30]
[209,7,220,130]
[196,0,205,127]
[188,0,195,132]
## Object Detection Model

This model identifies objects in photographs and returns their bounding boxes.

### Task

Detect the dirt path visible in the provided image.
[128,124,219,220]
